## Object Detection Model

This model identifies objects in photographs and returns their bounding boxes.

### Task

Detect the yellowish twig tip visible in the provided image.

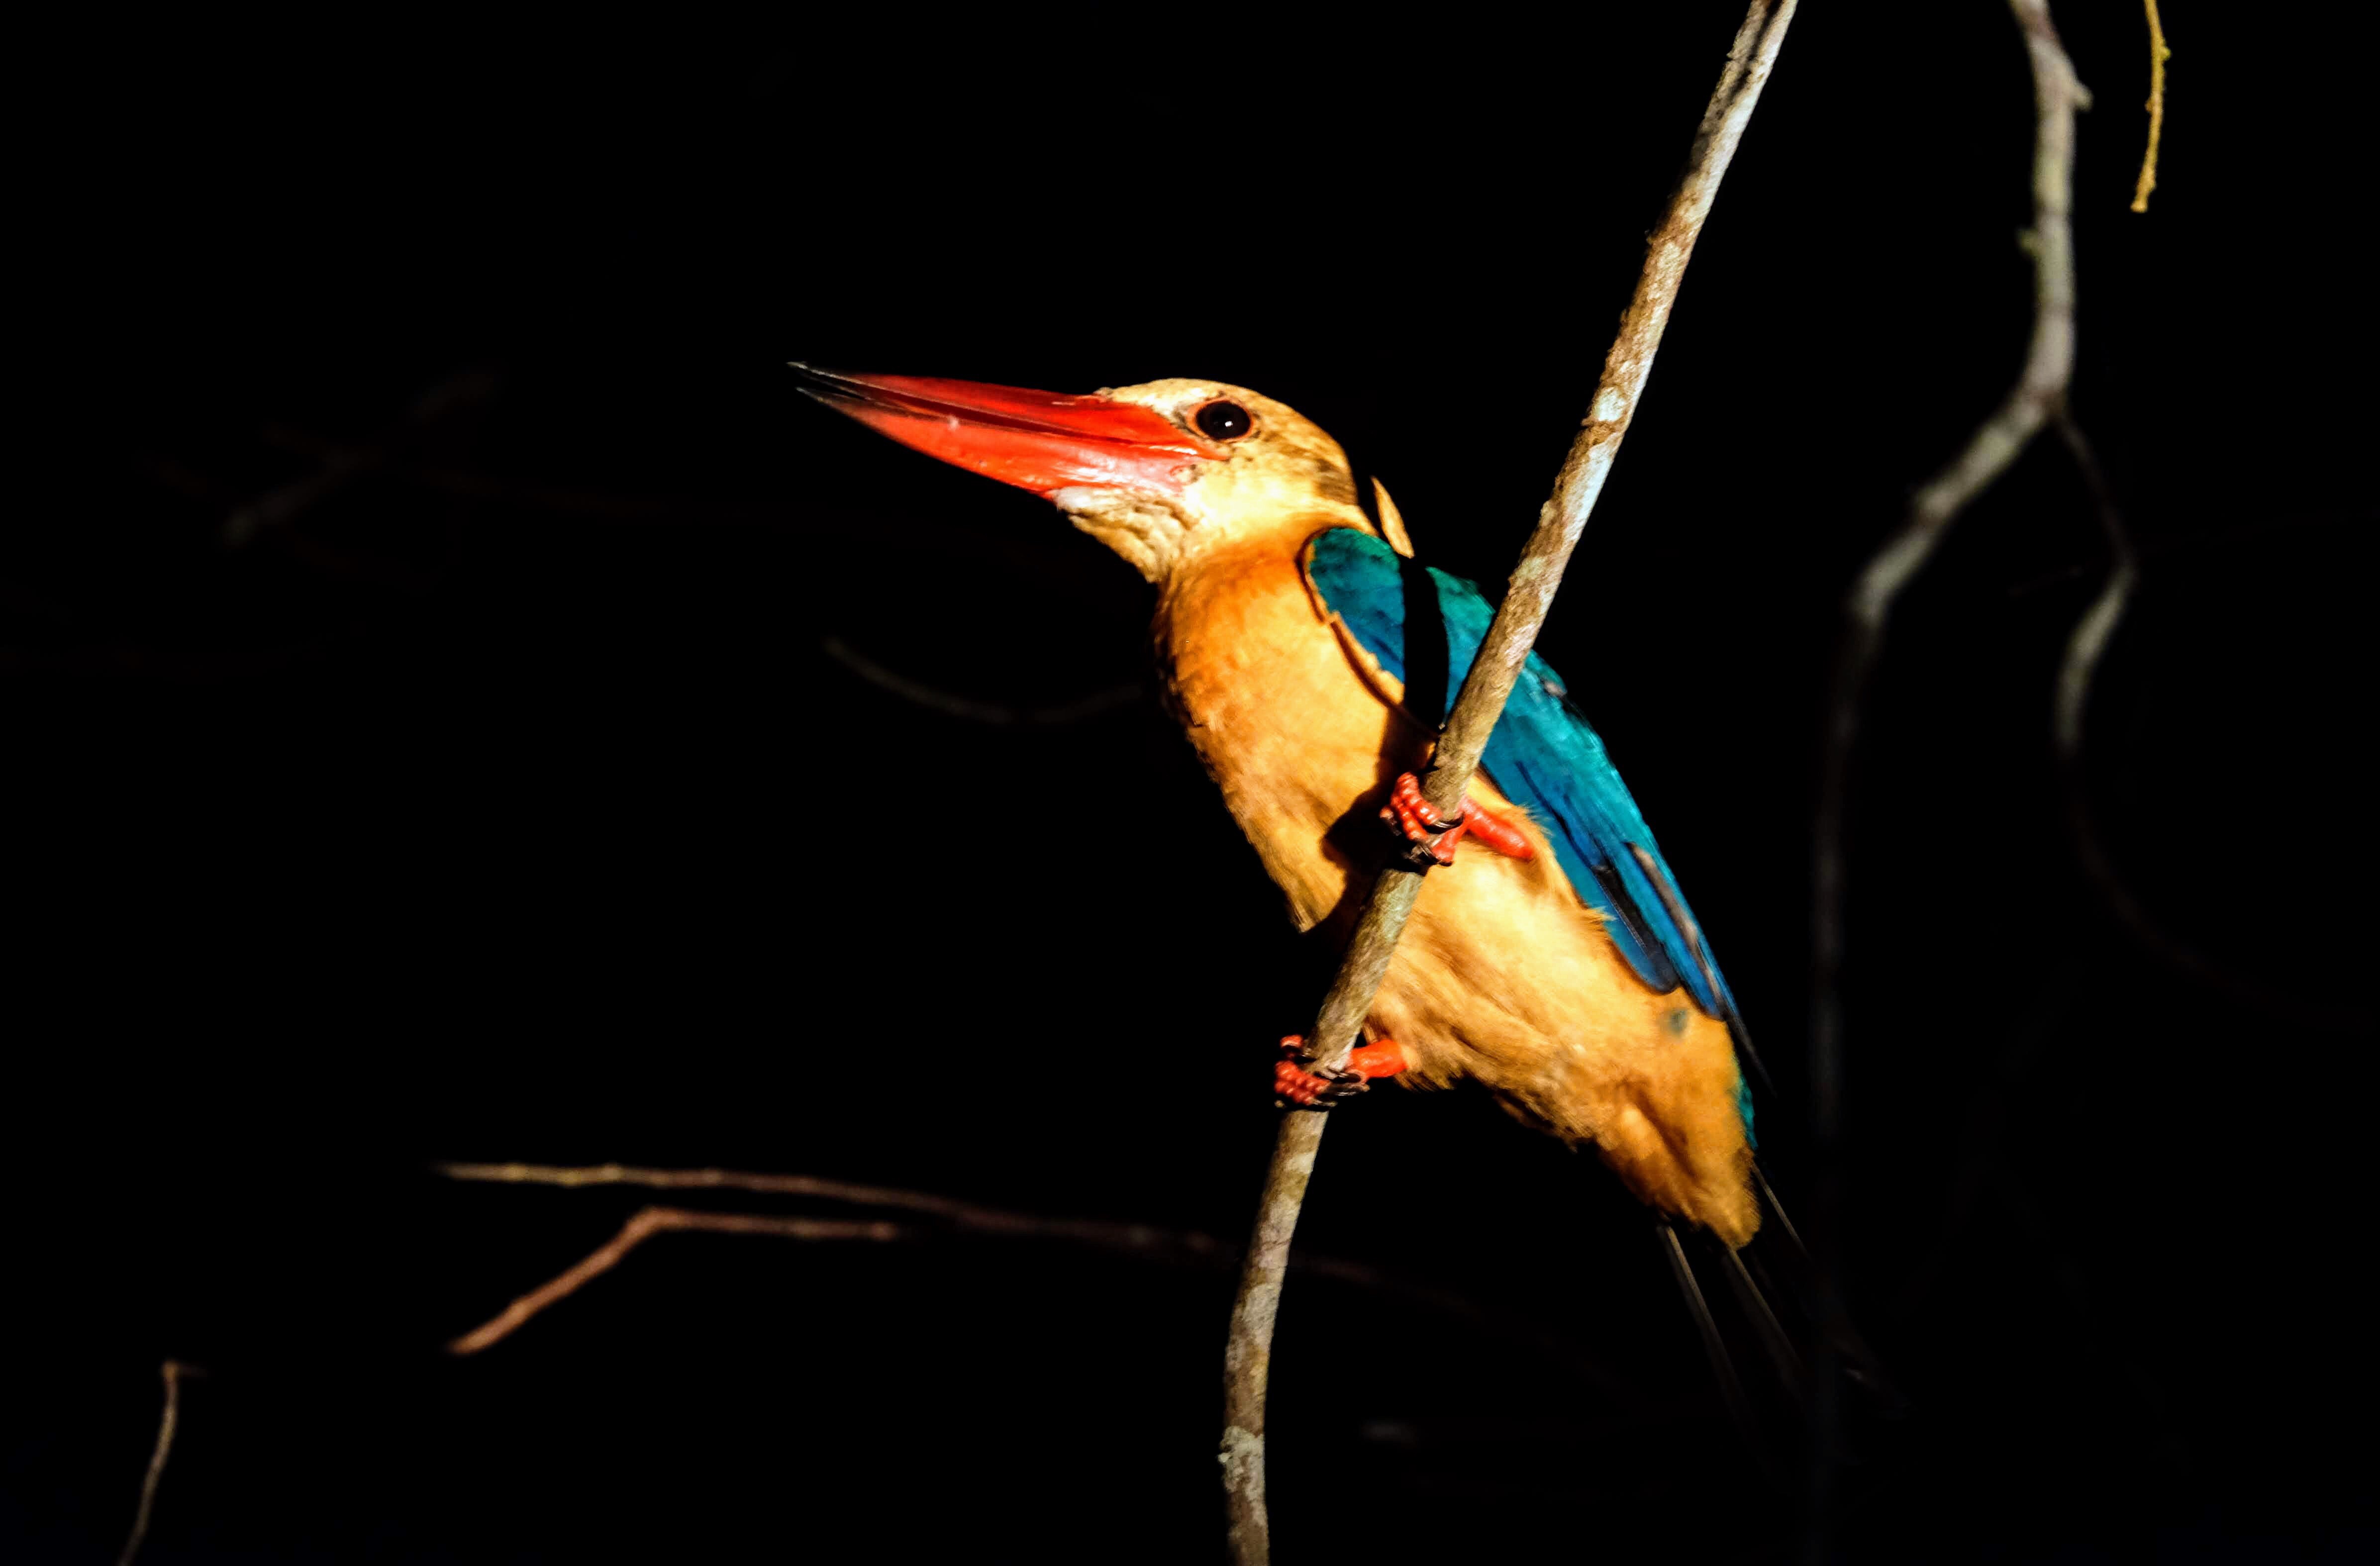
[2130,0,2169,212]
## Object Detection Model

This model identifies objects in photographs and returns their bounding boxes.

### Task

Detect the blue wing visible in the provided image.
[1302,527,1748,1032]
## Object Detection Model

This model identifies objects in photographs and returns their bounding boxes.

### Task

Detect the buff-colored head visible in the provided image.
[1052,378,1373,579]
[793,367,1392,583]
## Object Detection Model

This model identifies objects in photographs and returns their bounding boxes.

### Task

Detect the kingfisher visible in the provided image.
[796,368,1764,1250]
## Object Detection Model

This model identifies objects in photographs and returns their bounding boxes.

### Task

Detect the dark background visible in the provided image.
[8,4,2372,1562]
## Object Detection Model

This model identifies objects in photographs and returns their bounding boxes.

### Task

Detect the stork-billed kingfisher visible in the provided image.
[799,369,1761,1248]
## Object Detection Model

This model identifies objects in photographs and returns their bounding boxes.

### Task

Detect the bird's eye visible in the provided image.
[1193,400,1253,441]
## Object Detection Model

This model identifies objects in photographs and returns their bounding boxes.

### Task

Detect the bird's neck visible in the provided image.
[1152,510,1366,701]
[1149,511,1426,936]
[1169,499,1372,580]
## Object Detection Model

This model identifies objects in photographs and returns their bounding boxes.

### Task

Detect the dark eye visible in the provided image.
[1193,400,1253,441]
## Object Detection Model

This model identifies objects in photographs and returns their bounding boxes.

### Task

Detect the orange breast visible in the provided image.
[1156,522,1758,1244]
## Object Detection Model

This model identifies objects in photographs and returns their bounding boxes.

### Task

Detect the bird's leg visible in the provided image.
[1275,1033,1408,1111]
[1381,772,1535,868]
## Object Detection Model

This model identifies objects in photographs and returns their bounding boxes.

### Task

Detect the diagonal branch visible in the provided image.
[117,1360,201,1566]
[447,1206,906,1355]
[1219,5,1801,1561]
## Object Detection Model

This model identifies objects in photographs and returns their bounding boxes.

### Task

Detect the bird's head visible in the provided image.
[794,368,1396,583]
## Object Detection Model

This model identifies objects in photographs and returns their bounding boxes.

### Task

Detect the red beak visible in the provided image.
[792,365,1216,497]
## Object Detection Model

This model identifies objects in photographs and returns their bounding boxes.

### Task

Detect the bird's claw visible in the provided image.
[1274,1034,1408,1111]
[1380,773,1534,868]
[1382,772,1460,864]
[1276,1039,1369,1110]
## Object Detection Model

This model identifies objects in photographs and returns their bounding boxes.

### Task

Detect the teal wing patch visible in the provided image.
[1302,527,1757,1119]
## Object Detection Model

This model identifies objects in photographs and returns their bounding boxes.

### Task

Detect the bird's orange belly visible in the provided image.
[1159,533,1757,1243]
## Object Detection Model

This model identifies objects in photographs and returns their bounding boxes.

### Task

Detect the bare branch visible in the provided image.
[436,1159,1231,1258]
[447,1206,905,1355]
[117,1360,200,1566]
[435,1162,1626,1387]
[1221,5,1801,1560]
[1806,1,2088,1554]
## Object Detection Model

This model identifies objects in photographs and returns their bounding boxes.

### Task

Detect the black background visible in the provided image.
[9,4,2373,1562]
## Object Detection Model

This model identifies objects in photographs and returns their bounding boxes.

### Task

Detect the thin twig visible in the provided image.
[448,1206,905,1354]
[437,1159,1232,1257]
[117,1360,199,1566]
[1806,2,2088,1557]
[2047,421,2247,994]
[1219,5,1800,1560]
[2042,420,2358,1028]
[435,1162,1629,1388]
[2131,0,2170,213]
[2051,413,2138,769]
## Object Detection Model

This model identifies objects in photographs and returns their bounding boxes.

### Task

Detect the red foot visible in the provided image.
[1274,1034,1408,1110]
[1380,773,1535,867]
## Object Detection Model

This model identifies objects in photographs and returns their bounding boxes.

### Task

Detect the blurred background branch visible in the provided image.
[1807,0,2088,1550]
